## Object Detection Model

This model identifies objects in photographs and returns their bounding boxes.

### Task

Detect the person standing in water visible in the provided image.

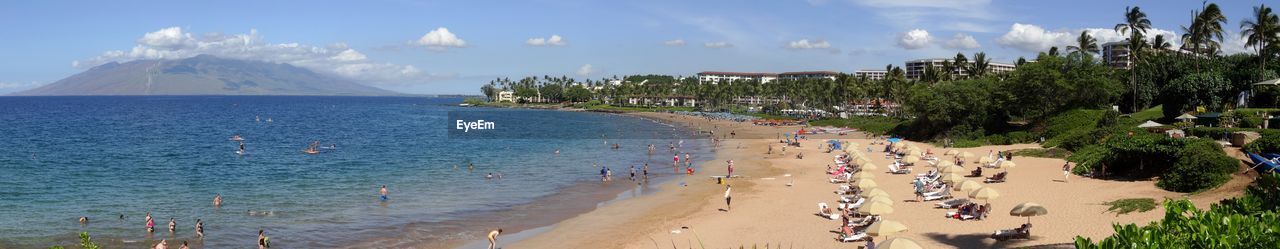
[153,239,168,249]
[168,218,176,233]
[487,229,503,249]
[380,185,389,201]
[258,229,268,249]
[214,194,222,207]
[195,219,204,238]
[145,212,155,233]
[642,163,649,180]
[726,160,734,178]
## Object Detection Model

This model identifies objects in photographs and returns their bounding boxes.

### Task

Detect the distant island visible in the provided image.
[12,54,397,96]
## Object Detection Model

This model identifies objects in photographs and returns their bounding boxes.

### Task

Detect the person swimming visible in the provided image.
[195,219,204,238]
[78,216,88,225]
[214,194,222,207]
[258,229,269,249]
[486,173,494,180]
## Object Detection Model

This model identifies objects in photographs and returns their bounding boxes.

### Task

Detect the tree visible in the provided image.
[1241,4,1279,80]
[1182,2,1228,71]
[1116,6,1152,113]
[539,83,564,102]
[1151,34,1173,50]
[1067,31,1100,67]
[1048,46,1061,57]
[1162,72,1231,119]
[969,52,991,77]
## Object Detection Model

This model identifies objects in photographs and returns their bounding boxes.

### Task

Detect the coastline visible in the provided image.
[503,112,1248,248]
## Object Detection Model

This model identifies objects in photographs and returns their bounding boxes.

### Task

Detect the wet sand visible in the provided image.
[506,112,1249,249]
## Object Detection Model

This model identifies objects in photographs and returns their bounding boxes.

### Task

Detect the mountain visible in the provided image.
[13,55,397,96]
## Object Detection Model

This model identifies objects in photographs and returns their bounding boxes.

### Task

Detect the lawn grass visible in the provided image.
[1104,198,1158,216]
[1009,148,1072,159]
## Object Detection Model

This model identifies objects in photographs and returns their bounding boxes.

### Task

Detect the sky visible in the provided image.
[0,0,1272,94]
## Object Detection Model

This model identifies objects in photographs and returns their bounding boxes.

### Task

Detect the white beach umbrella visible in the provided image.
[865,220,908,237]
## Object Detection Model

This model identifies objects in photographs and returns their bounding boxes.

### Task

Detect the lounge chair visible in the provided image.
[991,224,1032,241]
[934,198,972,209]
[967,167,983,177]
[985,172,1007,183]
[838,232,869,242]
[888,164,911,174]
[923,188,951,201]
[817,202,840,220]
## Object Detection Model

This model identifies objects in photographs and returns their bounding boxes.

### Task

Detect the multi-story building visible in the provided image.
[778,71,839,81]
[904,58,1017,80]
[1102,41,1132,69]
[696,71,778,84]
[853,70,887,81]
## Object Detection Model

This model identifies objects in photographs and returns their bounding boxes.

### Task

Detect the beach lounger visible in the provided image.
[945,211,978,220]
[887,164,911,174]
[935,198,971,209]
[838,232,869,242]
[923,189,951,201]
[991,224,1032,241]
[985,172,1007,183]
[817,203,840,220]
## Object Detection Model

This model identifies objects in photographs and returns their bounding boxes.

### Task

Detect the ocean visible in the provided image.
[0,96,710,248]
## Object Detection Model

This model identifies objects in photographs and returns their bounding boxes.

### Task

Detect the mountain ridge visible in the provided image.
[13,55,398,96]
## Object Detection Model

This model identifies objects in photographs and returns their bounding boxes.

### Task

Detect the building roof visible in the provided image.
[697,71,778,77]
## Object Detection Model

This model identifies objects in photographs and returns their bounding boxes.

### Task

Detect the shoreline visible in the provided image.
[505,112,1249,248]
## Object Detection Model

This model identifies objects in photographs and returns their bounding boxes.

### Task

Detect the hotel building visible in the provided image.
[904,58,1017,80]
[1102,41,1132,69]
[853,70,887,81]
[696,71,841,84]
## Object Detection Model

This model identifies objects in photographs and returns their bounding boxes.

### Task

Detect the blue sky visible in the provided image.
[0,0,1271,94]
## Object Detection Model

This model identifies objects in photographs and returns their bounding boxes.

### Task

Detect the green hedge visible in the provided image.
[1156,147,1237,192]
[809,116,906,135]
[1245,133,1280,154]
[1076,174,1280,248]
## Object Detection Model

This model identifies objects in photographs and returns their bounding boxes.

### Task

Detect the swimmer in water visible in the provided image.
[196,219,204,238]
[380,185,389,201]
[168,218,176,233]
[214,194,222,207]
[79,216,88,225]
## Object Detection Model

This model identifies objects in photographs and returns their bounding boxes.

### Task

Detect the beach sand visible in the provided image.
[503,112,1250,249]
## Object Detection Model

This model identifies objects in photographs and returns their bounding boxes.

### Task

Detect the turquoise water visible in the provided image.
[0,96,707,248]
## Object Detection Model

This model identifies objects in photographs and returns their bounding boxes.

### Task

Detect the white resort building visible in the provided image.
[853,70,887,81]
[696,72,778,84]
[1102,41,1133,69]
[904,58,1017,80]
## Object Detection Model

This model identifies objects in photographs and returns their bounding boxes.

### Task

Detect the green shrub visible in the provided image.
[1010,148,1072,159]
[1076,174,1280,248]
[1156,147,1237,192]
[1067,145,1108,175]
[1097,109,1120,128]
[1042,109,1105,139]
[985,134,1010,145]
[1245,133,1280,154]
[1006,131,1036,144]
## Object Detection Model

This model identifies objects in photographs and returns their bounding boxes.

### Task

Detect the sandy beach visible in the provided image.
[502,112,1250,249]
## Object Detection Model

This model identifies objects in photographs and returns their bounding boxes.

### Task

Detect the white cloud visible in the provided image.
[77,26,428,85]
[943,33,981,50]
[577,64,595,76]
[941,22,994,33]
[663,39,686,46]
[786,39,831,49]
[413,27,467,50]
[852,0,991,10]
[526,35,567,46]
[704,41,733,48]
[850,0,997,32]
[997,23,1183,53]
[897,29,932,49]
[1221,31,1253,55]
[996,23,1073,52]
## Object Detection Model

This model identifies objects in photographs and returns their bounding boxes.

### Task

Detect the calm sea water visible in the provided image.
[0,96,708,248]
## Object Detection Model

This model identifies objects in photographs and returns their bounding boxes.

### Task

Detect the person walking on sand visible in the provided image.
[1063,162,1071,182]
[723,185,733,212]
[487,229,503,249]
[380,185,389,201]
[726,160,734,178]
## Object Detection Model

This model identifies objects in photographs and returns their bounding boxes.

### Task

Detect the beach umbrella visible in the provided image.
[1176,113,1198,122]
[887,138,901,143]
[893,142,906,149]
[998,160,1016,169]
[857,201,895,215]
[944,149,959,156]
[1137,120,1164,128]
[852,178,879,189]
[956,180,983,193]
[855,157,870,166]
[863,188,891,199]
[860,162,880,171]
[902,155,920,164]
[851,171,876,179]
[865,220,908,237]
[978,156,993,164]
[938,165,965,174]
[939,172,966,184]
[1010,202,1049,225]
[876,238,924,249]
[867,195,894,205]
[969,186,1001,202]
[960,151,976,159]
[935,160,956,167]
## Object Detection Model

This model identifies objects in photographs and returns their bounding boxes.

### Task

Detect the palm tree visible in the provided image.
[1067,31,1100,67]
[1151,34,1173,50]
[952,53,968,79]
[1116,6,1151,113]
[1048,46,1061,57]
[969,52,991,77]
[1242,4,1279,79]
[1182,2,1228,71]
